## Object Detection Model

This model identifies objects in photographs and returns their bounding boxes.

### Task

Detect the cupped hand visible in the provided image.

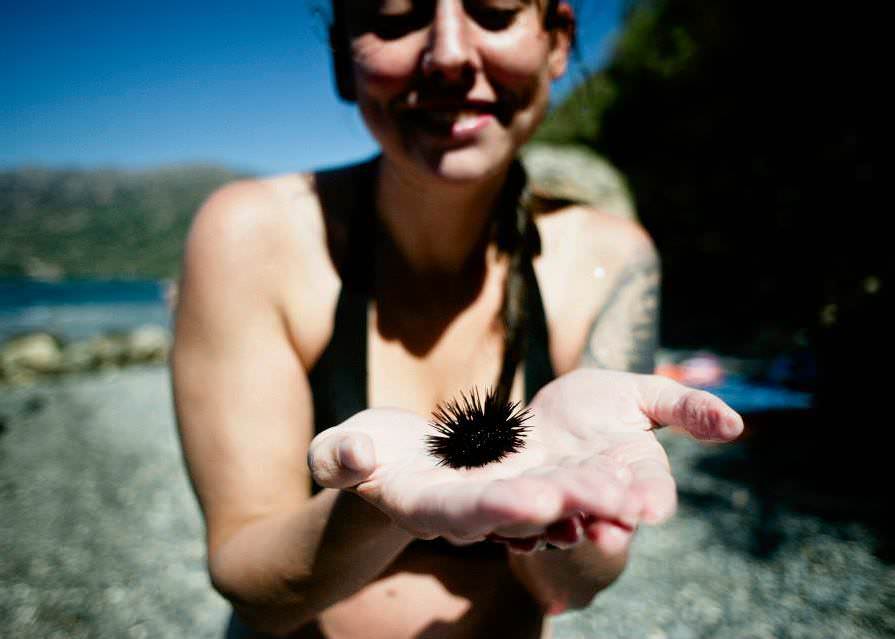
[307,369,743,551]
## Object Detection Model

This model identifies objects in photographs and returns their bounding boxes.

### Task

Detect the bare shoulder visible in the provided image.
[185,173,327,281]
[536,203,656,271]
[535,203,657,309]
[180,171,344,369]
[533,204,659,374]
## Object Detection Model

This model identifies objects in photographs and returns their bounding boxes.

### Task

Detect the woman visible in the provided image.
[172,2,743,637]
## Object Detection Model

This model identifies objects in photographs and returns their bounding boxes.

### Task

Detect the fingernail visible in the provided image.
[507,537,540,554]
[545,518,581,547]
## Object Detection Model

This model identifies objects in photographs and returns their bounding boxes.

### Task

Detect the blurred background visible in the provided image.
[1,1,889,638]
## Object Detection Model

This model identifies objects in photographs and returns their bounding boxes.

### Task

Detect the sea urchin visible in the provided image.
[426,387,532,469]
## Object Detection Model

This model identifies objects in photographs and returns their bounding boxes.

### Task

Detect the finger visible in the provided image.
[638,376,744,442]
[583,518,636,556]
[496,536,544,554]
[545,515,583,549]
[479,478,565,538]
[628,458,677,524]
[490,463,631,538]
[307,431,375,489]
[555,460,641,527]
[408,478,531,542]
[486,533,543,553]
[510,537,548,554]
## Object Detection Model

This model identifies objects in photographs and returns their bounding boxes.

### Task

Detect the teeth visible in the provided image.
[406,107,493,133]
[456,112,480,125]
[426,110,482,126]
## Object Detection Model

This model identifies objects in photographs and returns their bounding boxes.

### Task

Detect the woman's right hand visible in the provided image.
[307,406,640,546]
[308,371,742,549]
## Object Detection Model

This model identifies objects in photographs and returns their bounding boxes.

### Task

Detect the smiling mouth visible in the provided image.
[402,104,499,138]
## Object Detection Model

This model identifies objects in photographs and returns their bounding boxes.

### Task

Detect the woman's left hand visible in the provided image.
[483,369,744,554]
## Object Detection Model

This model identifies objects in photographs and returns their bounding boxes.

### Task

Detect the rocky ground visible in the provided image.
[1,367,892,639]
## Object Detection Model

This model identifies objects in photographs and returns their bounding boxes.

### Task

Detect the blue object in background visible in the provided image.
[703,375,813,413]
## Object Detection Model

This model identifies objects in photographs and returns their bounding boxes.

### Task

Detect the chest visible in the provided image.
[368,297,513,417]
[301,249,613,434]
[305,260,558,433]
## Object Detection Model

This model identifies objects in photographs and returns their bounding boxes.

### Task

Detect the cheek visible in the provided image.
[483,31,553,108]
[350,35,424,101]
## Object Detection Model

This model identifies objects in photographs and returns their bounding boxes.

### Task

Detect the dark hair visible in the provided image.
[493,161,541,403]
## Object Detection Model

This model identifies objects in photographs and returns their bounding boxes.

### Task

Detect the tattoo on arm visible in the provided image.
[579,248,660,374]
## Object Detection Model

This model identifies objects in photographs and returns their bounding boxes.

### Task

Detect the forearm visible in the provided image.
[509,541,629,614]
[209,488,414,636]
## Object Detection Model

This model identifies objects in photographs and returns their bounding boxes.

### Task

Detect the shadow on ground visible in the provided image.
[688,408,893,564]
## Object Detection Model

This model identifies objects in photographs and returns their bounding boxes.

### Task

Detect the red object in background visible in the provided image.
[656,353,724,388]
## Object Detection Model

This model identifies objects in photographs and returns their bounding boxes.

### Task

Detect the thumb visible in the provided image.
[637,375,744,442]
[308,431,376,489]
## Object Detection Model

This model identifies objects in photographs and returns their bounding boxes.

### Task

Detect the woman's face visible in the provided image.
[336,1,572,183]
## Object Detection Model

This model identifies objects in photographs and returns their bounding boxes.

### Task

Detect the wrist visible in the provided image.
[335,489,415,544]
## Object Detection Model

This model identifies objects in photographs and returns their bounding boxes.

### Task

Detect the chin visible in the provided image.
[406,139,518,185]
[431,150,508,183]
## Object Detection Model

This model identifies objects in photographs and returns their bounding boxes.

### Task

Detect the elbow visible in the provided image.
[525,553,629,616]
[562,583,605,611]
[541,584,604,616]
[207,545,257,610]
[208,549,317,636]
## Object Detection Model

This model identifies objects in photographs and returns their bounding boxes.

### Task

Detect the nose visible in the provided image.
[422,0,476,82]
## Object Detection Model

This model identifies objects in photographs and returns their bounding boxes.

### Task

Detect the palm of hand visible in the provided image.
[309,369,722,547]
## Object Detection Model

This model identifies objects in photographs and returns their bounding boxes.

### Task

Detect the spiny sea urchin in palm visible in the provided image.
[427,387,532,469]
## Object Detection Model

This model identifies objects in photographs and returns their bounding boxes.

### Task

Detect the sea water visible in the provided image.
[0,278,171,342]
[0,278,812,411]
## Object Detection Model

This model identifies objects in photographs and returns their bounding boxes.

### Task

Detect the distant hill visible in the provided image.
[0,165,246,279]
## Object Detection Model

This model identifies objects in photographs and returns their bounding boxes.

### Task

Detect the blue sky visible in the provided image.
[3,1,623,174]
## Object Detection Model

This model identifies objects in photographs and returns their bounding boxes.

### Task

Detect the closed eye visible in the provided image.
[347,1,521,39]
[372,6,434,40]
[468,7,520,31]
[346,3,434,40]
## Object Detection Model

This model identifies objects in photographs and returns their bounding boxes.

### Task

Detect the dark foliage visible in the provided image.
[539,0,878,364]
[427,387,532,469]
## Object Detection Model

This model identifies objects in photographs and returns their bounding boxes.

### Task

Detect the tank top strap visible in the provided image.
[308,158,378,436]
[522,255,556,403]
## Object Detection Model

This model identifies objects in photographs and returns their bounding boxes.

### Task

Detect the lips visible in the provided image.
[400,100,499,138]
[424,109,490,127]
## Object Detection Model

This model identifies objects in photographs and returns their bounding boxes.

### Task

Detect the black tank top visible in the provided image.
[307,159,556,553]
[309,158,555,437]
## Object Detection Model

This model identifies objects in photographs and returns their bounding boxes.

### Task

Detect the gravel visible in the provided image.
[0,368,226,639]
[1,368,892,638]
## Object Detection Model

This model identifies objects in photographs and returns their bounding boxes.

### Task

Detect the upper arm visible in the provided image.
[171,181,314,553]
[577,224,661,374]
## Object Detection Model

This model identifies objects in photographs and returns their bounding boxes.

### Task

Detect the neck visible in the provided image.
[375,155,511,275]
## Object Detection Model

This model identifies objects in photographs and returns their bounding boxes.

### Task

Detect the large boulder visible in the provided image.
[521,143,637,221]
[1,333,63,381]
[126,325,171,363]
[85,334,129,368]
